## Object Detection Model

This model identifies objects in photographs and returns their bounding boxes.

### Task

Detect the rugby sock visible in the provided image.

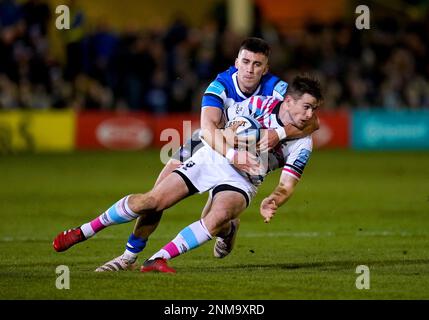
[122,233,147,262]
[149,219,213,260]
[80,196,139,239]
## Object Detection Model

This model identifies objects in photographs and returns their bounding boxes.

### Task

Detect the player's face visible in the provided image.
[284,93,318,129]
[235,49,269,94]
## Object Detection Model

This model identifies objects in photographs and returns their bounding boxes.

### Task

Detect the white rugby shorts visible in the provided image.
[173,145,257,206]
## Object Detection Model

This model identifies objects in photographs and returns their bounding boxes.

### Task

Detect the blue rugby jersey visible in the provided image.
[201,66,288,122]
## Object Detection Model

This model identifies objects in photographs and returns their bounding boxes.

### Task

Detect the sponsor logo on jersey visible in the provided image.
[293,148,311,170]
[206,80,225,96]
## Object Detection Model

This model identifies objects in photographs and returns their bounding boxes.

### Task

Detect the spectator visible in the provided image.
[1,0,428,111]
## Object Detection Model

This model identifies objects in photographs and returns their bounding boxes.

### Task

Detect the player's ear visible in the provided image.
[263,64,269,75]
[235,58,239,68]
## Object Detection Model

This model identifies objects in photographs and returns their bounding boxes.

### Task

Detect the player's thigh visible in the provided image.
[203,191,247,234]
[154,159,182,186]
[156,131,203,187]
[131,172,190,212]
[151,171,193,210]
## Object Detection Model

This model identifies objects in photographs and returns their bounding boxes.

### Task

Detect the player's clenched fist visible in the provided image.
[260,198,278,223]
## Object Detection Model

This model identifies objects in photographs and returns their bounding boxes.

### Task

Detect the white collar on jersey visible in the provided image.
[232,71,262,100]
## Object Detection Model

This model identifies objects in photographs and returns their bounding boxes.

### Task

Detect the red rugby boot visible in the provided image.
[140,258,176,274]
[53,228,86,252]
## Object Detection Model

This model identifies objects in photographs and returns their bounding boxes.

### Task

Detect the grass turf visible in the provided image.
[0,149,428,299]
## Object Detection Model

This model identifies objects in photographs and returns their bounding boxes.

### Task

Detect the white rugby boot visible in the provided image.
[95,254,137,272]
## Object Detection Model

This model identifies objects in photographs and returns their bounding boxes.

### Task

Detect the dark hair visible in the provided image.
[239,37,271,57]
[287,74,323,104]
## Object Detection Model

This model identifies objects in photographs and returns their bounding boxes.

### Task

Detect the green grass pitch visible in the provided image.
[0,149,428,300]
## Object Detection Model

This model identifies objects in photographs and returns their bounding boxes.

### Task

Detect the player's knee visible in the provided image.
[129,192,161,212]
[208,208,235,229]
[128,194,142,212]
[147,192,168,212]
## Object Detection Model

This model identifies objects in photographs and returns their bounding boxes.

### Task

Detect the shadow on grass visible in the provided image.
[190,258,429,272]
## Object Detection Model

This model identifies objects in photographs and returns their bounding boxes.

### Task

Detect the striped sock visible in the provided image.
[150,220,213,260]
[80,195,139,238]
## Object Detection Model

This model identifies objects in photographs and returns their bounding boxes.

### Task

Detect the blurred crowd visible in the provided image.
[1,0,429,112]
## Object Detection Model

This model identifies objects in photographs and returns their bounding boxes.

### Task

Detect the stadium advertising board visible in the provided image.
[0,110,75,153]
[76,112,154,150]
[151,113,200,148]
[312,110,349,149]
[75,112,200,151]
[352,110,429,149]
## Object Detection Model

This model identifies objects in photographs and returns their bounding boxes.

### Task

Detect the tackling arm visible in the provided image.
[285,113,320,138]
[200,107,260,175]
[258,113,320,152]
[259,172,299,223]
[200,106,226,153]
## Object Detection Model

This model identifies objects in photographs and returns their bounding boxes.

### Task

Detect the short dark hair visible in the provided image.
[287,74,323,105]
[239,37,271,57]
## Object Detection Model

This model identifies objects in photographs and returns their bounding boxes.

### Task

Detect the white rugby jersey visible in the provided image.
[231,95,313,185]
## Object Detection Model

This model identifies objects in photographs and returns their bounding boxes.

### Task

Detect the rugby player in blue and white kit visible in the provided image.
[53,38,319,271]
[137,74,322,273]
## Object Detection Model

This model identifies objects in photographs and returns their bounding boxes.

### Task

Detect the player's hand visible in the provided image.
[260,198,277,223]
[235,132,259,149]
[257,129,280,153]
[222,126,236,148]
[223,121,247,148]
[231,150,262,176]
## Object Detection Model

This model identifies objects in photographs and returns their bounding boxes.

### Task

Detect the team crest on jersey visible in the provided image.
[293,149,311,170]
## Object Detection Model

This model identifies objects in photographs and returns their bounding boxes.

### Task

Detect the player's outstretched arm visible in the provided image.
[257,114,319,152]
[260,172,299,223]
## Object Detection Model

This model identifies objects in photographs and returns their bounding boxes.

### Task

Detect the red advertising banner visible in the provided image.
[75,111,349,151]
[151,113,200,148]
[76,112,200,150]
[312,110,349,149]
[76,112,154,150]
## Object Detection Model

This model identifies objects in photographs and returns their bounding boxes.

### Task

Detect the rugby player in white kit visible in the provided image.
[139,75,322,273]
